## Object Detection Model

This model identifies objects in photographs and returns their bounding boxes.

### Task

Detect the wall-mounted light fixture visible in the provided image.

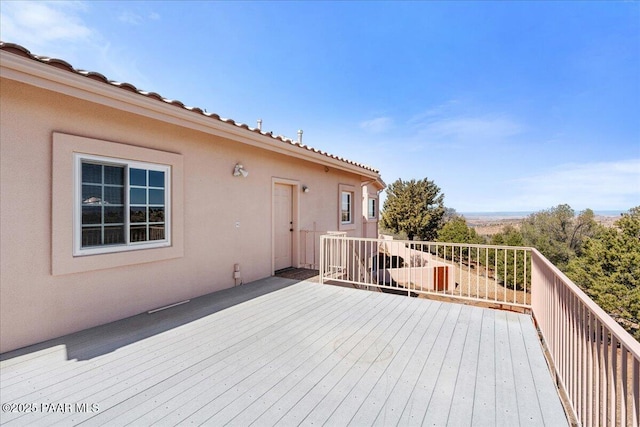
[302,185,310,193]
[233,163,248,178]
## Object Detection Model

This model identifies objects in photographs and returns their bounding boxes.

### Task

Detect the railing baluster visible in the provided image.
[477,246,481,301]
[484,247,488,302]
[569,291,575,407]
[504,248,507,303]
[621,346,628,427]
[561,277,567,399]
[633,357,639,427]
[610,335,618,427]
[596,318,602,427]
[458,245,462,298]
[581,303,587,424]
[512,248,515,304]
[587,310,593,427]
[465,244,469,297]
[494,247,498,303]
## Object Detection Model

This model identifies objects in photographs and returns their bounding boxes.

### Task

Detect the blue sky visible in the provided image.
[2,1,639,212]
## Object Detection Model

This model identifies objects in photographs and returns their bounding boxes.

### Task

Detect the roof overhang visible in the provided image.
[0,47,382,181]
[361,176,386,191]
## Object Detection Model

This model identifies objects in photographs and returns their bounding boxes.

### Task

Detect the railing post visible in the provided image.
[319,235,325,284]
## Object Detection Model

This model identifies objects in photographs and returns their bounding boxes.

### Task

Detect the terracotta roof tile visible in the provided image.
[0,42,379,174]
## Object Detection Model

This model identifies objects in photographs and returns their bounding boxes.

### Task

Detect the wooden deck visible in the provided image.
[0,277,567,426]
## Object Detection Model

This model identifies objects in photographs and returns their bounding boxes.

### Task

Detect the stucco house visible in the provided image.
[0,42,384,353]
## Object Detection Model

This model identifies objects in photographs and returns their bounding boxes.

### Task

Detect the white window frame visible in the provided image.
[338,183,357,231]
[73,153,171,256]
[368,196,378,220]
[341,191,353,225]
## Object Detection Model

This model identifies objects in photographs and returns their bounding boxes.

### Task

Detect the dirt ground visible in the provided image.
[468,215,620,238]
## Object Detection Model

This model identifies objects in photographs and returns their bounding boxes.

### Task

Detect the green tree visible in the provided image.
[435,216,485,263]
[441,207,460,226]
[380,178,445,241]
[520,204,598,270]
[566,207,640,339]
[437,216,485,244]
[491,225,525,247]
[489,225,528,290]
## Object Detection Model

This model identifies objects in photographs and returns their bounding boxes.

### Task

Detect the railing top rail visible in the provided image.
[531,247,640,359]
[319,234,533,252]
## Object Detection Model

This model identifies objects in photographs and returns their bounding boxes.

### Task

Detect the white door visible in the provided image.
[274,183,293,271]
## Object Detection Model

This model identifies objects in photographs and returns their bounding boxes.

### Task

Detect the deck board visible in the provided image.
[471,309,497,426]
[444,305,484,426]
[322,297,440,426]
[508,311,546,425]
[394,303,463,426]
[291,297,425,426]
[422,304,481,426]
[366,302,450,426]
[0,277,568,426]
[518,314,569,426]
[494,311,521,426]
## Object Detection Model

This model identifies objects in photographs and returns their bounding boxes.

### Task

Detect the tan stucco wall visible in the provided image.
[0,78,368,353]
[361,184,381,238]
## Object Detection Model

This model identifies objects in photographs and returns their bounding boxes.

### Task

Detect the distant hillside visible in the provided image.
[465,212,620,238]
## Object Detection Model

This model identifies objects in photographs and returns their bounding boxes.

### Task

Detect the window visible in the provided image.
[75,154,170,256]
[341,191,353,224]
[368,197,377,219]
[338,184,356,231]
[53,132,183,275]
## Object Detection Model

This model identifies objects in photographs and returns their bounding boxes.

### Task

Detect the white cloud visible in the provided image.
[118,10,160,25]
[510,159,640,211]
[0,1,93,50]
[360,117,393,134]
[118,11,143,25]
[415,115,524,144]
[440,159,640,213]
[408,99,462,124]
[404,100,526,153]
[0,1,153,90]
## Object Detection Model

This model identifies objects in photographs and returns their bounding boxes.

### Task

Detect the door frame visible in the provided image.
[271,177,300,274]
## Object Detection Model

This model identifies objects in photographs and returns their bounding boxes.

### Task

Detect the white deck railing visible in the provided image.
[300,229,329,269]
[319,234,532,309]
[319,234,640,427]
[531,249,640,427]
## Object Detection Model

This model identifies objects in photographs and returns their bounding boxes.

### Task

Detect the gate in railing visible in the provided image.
[319,234,640,427]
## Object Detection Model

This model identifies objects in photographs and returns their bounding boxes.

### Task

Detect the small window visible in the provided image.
[75,154,170,256]
[368,198,377,219]
[341,191,353,224]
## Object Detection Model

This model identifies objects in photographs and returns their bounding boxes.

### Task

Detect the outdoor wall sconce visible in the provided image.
[233,163,248,178]
[302,185,310,193]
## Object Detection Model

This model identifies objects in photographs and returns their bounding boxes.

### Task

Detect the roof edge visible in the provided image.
[0,42,381,176]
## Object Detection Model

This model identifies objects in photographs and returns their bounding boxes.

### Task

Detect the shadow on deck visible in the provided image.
[0,276,299,362]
